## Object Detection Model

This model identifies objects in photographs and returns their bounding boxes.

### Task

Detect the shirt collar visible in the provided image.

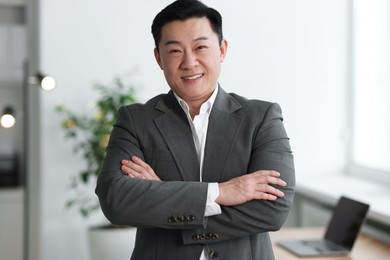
[173,85,219,116]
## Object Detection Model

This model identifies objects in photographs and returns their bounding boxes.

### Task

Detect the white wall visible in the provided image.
[39,1,349,259]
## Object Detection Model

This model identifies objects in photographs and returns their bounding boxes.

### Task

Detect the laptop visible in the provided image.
[277,196,370,257]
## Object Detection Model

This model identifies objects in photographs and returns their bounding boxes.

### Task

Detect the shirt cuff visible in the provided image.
[204,183,222,217]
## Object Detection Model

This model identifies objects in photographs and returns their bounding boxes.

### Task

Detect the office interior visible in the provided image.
[0,0,389,259]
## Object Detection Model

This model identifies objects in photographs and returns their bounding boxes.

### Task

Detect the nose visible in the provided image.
[180,51,198,70]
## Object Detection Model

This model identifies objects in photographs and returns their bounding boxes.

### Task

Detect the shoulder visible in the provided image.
[122,93,167,112]
[230,92,271,107]
[116,93,168,121]
[228,92,282,117]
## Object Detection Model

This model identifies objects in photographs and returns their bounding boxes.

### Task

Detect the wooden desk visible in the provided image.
[270,228,390,260]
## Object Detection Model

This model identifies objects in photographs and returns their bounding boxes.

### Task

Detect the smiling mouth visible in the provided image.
[182,73,204,80]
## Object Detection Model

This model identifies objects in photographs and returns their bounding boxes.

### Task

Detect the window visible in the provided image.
[350,0,390,178]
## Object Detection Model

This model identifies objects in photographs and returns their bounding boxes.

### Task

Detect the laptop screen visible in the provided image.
[324,196,370,250]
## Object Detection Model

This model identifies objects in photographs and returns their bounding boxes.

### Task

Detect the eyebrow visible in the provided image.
[163,36,209,47]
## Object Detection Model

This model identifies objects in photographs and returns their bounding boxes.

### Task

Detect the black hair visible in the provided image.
[151,0,223,49]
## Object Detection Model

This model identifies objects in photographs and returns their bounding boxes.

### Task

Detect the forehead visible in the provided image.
[160,17,217,44]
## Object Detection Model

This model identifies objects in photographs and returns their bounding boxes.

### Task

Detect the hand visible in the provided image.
[121,156,161,181]
[216,170,286,206]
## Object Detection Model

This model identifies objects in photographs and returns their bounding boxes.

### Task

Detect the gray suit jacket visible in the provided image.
[96,86,295,260]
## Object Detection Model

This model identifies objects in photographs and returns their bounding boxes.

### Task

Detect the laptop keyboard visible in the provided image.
[302,240,346,252]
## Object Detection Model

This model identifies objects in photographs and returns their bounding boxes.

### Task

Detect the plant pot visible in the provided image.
[88,225,136,260]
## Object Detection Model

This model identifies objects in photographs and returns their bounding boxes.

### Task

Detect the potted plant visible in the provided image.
[56,76,138,260]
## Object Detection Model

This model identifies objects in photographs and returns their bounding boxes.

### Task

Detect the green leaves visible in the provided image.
[57,76,137,219]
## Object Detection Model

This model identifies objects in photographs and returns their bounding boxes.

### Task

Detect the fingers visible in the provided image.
[254,192,278,201]
[254,184,284,200]
[250,170,287,187]
[121,160,143,178]
[121,156,161,181]
[243,170,287,200]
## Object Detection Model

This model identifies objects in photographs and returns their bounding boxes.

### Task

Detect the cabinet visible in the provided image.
[0,189,24,260]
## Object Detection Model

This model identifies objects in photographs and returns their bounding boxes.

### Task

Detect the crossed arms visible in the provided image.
[96,99,295,244]
[122,156,287,206]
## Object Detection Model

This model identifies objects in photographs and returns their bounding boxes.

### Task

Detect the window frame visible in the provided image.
[347,0,390,185]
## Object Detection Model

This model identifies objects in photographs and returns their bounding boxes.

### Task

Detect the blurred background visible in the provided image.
[0,0,389,259]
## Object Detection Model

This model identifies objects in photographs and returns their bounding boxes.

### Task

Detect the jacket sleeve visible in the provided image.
[181,102,295,245]
[95,106,209,229]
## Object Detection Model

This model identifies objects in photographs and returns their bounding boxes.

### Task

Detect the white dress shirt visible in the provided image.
[174,87,221,260]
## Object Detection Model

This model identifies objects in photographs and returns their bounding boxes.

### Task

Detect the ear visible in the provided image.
[154,48,163,70]
[219,39,228,63]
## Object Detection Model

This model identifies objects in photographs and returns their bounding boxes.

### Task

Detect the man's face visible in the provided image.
[154,17,227,106]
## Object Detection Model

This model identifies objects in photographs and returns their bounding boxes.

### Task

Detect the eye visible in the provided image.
[196,45,208,50]
[168,49,182,54]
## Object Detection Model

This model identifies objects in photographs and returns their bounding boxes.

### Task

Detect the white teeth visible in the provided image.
[183,74,203,80]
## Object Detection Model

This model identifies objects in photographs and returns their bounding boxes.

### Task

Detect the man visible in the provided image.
[96,0,295,259]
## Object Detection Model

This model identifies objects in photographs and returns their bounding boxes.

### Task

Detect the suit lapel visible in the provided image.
[202,88,243,182]
[152,88,243,183]
[153,92,200,181]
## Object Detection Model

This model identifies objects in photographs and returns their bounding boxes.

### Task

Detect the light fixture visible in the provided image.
[28,72,56,91]
[1,106,16,128]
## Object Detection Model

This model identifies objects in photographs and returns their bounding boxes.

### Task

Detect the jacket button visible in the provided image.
[200,233,206,240]
[212,233,219,239]
[209,250,218,259]
[185,215,193,222]
[168,216,176,223]
[192,234,200,241]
